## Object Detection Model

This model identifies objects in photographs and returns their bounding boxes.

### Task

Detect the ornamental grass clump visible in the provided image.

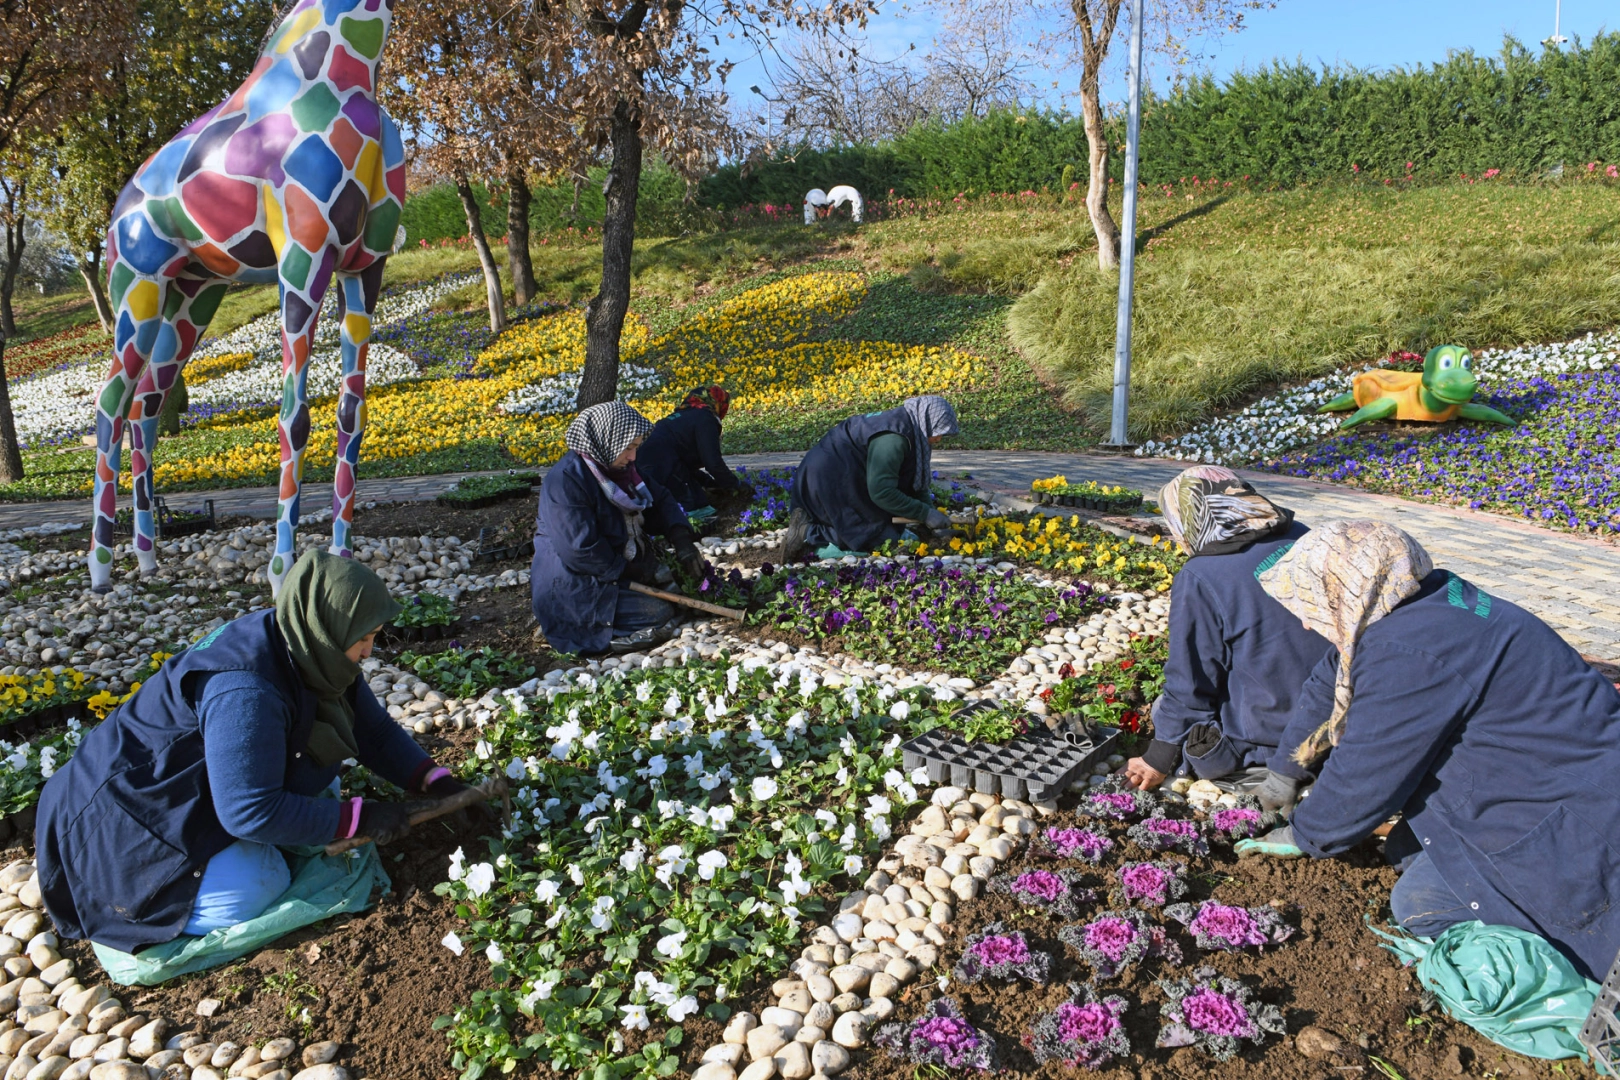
[991,868,1097,918]
[1025,985,1132,1070]
[1156,970,1285,1061]
[1113,860,1191,908]
[1127,815,1209,856]
[1165,901,1294,952]
[953,923,1052,985]
[875,997,998,1071]
[1037,826,1113,864]
[1060,910,1182,979]
[1080,779,1159,822]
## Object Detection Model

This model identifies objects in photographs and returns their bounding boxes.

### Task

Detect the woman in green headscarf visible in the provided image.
[36,550,470,956]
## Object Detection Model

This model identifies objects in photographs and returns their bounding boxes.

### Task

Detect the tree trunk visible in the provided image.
[0,214,21,338]
[1080,80,1119,270]
[569,175,583,224]
[455,178,506,334]
[577,99,642,411]
[0,336,24,483]
[505,168,537,306]
[78,250,114,331]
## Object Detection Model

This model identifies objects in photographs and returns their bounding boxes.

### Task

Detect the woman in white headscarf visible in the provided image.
[781,395,960,561]
[1236,521,1620,980]
[530,402,704,655]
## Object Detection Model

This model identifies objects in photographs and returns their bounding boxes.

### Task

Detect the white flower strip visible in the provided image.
[1137,329,1620,466]
[496,363,663,417]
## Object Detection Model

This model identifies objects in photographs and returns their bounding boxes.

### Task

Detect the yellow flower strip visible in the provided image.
[183,351,256,386]
[912,514,1178,591]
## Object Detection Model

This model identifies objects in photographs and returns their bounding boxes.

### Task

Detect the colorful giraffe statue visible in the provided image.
[88,0,405,594]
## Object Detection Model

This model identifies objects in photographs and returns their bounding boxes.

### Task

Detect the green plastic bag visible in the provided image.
[92,844,390,987]
[1371,919,1600,1063]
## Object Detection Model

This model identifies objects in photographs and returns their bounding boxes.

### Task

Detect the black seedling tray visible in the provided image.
[110,496,216,539]
[1035,491,1144,512]
[901,722,1119,802]
[472,527,528,564]
[1579,945,1620,1075]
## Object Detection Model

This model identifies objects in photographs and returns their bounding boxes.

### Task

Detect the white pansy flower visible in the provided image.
[441,932,465,956]
[464,863,496,897]
[696,850,728,880]
[751,776,779,801]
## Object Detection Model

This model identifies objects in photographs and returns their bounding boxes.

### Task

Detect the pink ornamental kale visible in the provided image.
[1114,860,1191,908]
[990,868,1097,918]
[1025,987,1132,1070]
[1206,797,1277,842]
[1126,815,1210,856]
[1039,827,1113,864]
[875,997,998,1071]
[1156,970,1285,1061]
[1165,901,1294,952]
[1082,783,1157,822]
[1059,910,1182,979]
[954,922,1052,985]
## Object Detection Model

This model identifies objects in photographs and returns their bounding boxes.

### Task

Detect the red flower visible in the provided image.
[1121,711,1141,733]
[1119,660,1134,671]
[1057,662,1075,679]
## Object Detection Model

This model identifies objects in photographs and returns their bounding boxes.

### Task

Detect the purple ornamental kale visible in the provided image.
[1164,901,1294,952]
[1156,969,1286,1061]
[1059,909,1182,979]
[1038,827,1114,864]
[990,868,1097,918]
[1205,796,1278,842]
[1126,815,1210,856]
[1113,860,1191,908]
[1081,781,1159,822]
[1025,985,1132,1070]
[874,997,998,1071]
[953,922,1052,984]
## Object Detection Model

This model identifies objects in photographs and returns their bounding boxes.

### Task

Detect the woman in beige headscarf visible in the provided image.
[1236,521,1620,980]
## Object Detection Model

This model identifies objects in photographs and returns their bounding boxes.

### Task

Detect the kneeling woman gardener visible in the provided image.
[36,551,468,955]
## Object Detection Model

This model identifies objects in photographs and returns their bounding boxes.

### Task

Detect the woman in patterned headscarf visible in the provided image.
[636,386,743,524]
[781,395,960,561]
[530,402,705,655]
[1235,521,1620,981]
[1122,466,1331,800]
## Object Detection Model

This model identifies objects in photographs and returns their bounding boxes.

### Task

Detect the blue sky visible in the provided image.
[723,0,1614,114]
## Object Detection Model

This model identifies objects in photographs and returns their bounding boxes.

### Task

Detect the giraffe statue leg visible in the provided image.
[329,262,385,558]
[89,273,166,591]
[267,244,338,596]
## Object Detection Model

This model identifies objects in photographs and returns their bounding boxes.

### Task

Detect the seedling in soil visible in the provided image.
[1164,901,1295,952]
[874,997,998,1071]
[1156,969,1286,1061]
[1060,910,1182,979]
[1369,1055,1407,1079]
[990,869,1097,919]
[1025,984,1132,1070]
[953,923,1052,985]
[261,967,321,1022]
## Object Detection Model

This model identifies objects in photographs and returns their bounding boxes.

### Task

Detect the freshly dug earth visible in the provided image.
[694,801,1602,1080]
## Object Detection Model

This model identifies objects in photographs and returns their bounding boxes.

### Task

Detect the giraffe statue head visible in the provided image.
[89,0,406,595]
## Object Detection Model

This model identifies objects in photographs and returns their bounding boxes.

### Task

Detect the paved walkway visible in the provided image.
[6,452,1618,657]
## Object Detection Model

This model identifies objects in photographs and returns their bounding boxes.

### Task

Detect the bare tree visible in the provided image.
[0,165,27,337]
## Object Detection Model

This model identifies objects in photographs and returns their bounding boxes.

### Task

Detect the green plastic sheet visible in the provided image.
[1371,919,1601,1064]
[92,844,390,987]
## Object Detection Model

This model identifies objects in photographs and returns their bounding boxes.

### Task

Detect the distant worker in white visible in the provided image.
[803,186,863,224]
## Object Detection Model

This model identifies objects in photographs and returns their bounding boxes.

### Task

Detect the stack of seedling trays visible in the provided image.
[901,719,1119,802]
[1033,484,1144,512]
[110,496,216,539]
[436,472,542,510]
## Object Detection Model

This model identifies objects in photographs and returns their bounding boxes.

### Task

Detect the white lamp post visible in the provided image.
[1104,0,1145,448]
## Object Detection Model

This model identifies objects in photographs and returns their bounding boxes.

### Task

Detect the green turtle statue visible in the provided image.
[1319,344,1517,429]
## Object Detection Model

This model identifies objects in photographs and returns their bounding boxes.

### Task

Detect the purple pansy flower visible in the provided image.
[990,868,1097,918]
[1038,827,1114,864]
[1113,860,1191,908]
[1127,815,1210,856]
[1025,986,1132,1070]
[1059,909,1182,979]
[875,997,998,1071]
[1156,969,1285,1061]
[1165,901,1294,952]
[954,922,1052,984]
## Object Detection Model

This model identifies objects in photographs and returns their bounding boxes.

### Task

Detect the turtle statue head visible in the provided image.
[1422,345,1477,407]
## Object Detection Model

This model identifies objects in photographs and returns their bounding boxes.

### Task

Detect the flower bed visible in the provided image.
[2,323,109,383]
[1030,476,1144,511]
[904,513,1180,592]
[732,467,795,535]
[748,559,1108,680]
[1043,635,1167,732]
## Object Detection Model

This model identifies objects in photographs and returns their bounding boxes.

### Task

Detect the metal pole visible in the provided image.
[1105,0,1145,448]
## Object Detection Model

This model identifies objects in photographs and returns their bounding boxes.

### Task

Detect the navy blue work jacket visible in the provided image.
[1153,522,1333,775]
[637,408,740,511]
[1286,571,1620,978]
[530,451,687,655]
[790,407,924,553]
[34,611,422,953]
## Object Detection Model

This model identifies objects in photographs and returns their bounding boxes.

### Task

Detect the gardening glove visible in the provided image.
[623,546,663,587]
[1257,770,1302,816]
[356,801,415,846]
[923,508,953,533]
[1235,825,1304,860]
[667,526,705,581]
[423,771,498,830]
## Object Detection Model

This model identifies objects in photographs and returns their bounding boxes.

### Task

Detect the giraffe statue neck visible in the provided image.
[263,0,395,95]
